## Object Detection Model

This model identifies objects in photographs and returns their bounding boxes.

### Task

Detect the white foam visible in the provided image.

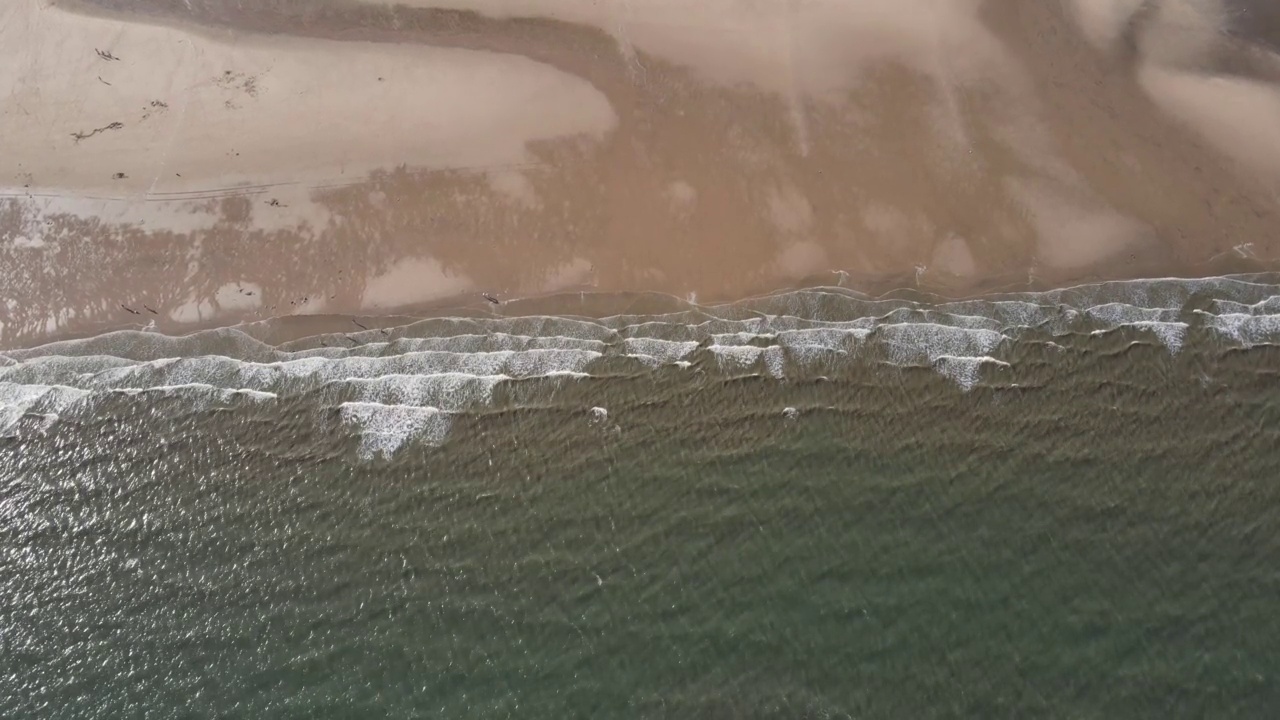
[775,327,867,352]
[1085,302,1180,326]
[340,402,453,460]
[711,332,772,347]
[0,382,90,435]
[709,343,762,369]
[878,323,1006,365]
[708,344,786,378]
[1210,296,1280,315]
[1089,320,1189,353]
[0,345,602,445]
[395,333,606,354]
[110,384,277,401]
[933,356,1010,392]
[47,348,605,392]
[343,373,503,411]
[621,337,699,363]
[1134,321,1188,354]
[0,379,269,434]
[1200,312,1280,348]
[6,275,1280,448]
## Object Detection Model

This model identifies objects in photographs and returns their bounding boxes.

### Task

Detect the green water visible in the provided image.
[4,354,1279,717]
[3,281,1280,717]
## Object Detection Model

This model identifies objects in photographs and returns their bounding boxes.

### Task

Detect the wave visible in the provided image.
[339,402,453,460]
[4,274,1279,453]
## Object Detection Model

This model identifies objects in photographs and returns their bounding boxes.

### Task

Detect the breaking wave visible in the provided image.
[3,274,1278,456]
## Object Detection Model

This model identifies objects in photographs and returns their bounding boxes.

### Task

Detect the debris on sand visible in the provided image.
[71,122,124,143]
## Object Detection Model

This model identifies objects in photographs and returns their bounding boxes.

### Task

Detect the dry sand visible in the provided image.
[2,0,1279,347]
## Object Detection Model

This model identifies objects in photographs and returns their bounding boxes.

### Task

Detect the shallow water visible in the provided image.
[3,276,1280,717]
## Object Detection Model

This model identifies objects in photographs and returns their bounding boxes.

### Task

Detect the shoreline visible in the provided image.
[4,0,1280,349]
[9,261,1277,354]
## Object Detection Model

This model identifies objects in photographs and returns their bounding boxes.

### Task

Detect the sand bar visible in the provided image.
[2,0,1280,347]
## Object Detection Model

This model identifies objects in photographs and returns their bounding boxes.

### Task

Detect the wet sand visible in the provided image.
[3,0,1280,348]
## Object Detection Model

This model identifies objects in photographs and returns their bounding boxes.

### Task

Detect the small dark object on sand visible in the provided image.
[143,305,158,315]
[95,48,120,61]
[112,172,127,179]
[72,122,124,142]
[120,304,140,315]
[482,293,500,305]
[352,319,370,331]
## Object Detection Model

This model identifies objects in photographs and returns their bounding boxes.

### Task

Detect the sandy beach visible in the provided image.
[3,0,1280,347]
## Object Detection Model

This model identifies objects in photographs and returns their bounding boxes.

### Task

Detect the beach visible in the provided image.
[5,4,1280,715]
[3,0,1280,346]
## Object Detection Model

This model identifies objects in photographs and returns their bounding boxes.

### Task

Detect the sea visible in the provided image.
[2,275,1279,718]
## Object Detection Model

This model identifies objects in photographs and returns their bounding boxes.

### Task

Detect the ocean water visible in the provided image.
[3,276,1280,718]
